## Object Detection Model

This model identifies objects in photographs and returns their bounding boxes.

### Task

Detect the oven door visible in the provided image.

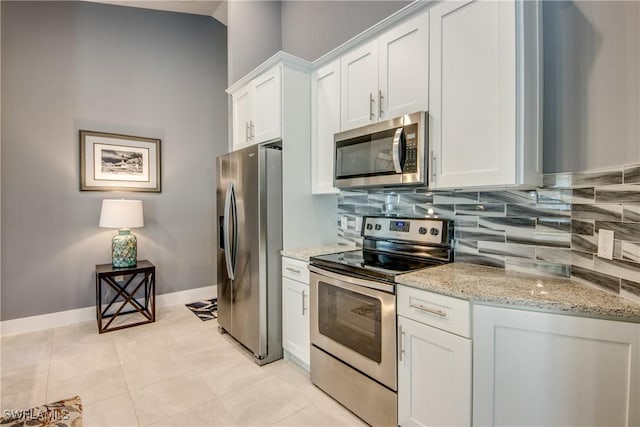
[309,267,397,391]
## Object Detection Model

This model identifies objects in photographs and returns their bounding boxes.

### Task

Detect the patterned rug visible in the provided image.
[186,298,218,321]
[0,395,82,427]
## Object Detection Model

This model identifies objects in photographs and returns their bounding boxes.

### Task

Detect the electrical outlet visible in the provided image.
[340,216,348,231]
[597,229,614,260]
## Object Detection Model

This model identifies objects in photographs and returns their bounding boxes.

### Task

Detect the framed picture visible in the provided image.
[80,130,161,192]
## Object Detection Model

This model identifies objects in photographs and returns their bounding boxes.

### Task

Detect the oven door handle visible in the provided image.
[309,265,395,294]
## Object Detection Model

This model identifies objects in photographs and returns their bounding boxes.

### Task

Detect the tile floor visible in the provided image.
[1,305,366,426]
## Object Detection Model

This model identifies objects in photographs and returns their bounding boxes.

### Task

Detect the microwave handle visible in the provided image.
[392,128,404,173]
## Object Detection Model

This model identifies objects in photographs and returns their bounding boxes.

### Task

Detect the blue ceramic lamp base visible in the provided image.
[112,229,137,268]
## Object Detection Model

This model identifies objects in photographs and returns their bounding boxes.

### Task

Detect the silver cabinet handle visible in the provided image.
[410,303,447,318]
[285,266,302,274]
[430,150,436,183]
[378,90,384,119]
[369,93,375,121]
[250,120,255,139]
[245,122,250,142]
[398,324,405,362]
[301,289,306,316]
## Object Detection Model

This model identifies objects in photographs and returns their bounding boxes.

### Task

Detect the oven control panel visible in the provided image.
[362,216,448,244]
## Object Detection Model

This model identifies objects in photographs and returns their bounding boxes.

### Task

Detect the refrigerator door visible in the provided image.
[216,153,233,332]
[229,145,262,356]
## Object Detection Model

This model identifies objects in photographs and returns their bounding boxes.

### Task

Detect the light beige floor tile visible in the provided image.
[121,353,189,391]
[51,327,115,360]
[111,323,171,365]
[53,320,99,338]
[273,403,365,427]
[48,342,120,383]
[154,305,194,325]
[198,351,273,398]
[262,360,326,404]
[1,360,49,396]
[217,375,312,426]
[149,397,238,427]
[311,394,367,426]
[1,383,48,413]
[83,393,140,427]
[1,330,53,370]
[129,371,216,426]
[46,365,128,405]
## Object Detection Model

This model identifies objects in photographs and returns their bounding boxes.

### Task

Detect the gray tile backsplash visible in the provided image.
[336,162,640,300]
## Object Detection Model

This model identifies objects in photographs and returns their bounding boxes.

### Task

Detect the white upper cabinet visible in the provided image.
[340,40,379,131]
[378,11,429,121]
[340,10,429,131]
[429,0,542,189]
[230,65,282,150]
[311,59,341,194]
[253,67,282,144]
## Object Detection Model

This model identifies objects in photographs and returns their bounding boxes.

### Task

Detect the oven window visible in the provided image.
[335,129,398,179]
[317,281,382,363]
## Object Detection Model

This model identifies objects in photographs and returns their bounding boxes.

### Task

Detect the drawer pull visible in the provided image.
[410,303,447,318]
[285,266,302,274]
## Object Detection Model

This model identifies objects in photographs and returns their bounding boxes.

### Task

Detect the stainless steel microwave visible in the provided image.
[334,112,427,189]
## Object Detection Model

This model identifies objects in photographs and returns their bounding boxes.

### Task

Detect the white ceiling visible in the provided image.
[85,0,228,25]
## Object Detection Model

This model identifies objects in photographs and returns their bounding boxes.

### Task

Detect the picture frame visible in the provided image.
[80,130,161,192]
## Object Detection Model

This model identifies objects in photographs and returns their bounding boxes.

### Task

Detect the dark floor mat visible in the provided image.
[185,298,218,321]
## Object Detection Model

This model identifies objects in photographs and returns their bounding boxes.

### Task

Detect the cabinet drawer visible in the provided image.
[282,257,309,283]
[397,285,470,338]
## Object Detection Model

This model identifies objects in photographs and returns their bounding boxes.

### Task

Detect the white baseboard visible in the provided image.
[0,285,216,337]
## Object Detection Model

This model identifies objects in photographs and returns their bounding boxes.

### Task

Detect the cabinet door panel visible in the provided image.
[340,40,378,131]
[312,60,340,194]
[398,316,472,427]
[232,86,252,150]
[430,0,516,188]
[254,66,282,143]
[379,11,429,121]
[474,305,640,426]
[282,277,310,366]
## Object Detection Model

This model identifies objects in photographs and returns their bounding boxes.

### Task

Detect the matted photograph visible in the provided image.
[80,130,161,192]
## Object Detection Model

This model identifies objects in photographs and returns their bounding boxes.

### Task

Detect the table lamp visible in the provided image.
[99,199,144,268]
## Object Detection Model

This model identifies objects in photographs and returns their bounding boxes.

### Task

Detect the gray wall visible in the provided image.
[226,0,410,84]
[543,0,640,173]
[281,1,411,62]
[227,0,281,85]
[1,1,228,320]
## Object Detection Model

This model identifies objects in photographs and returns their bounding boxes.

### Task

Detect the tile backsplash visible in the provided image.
[337,162,640,301]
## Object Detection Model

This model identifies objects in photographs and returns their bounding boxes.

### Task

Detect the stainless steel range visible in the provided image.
[309,216,453,427]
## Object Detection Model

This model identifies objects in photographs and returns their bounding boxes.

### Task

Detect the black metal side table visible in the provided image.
[95,260,155,333]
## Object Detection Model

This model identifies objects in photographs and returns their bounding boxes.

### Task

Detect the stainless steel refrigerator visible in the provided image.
[216,144,283,365]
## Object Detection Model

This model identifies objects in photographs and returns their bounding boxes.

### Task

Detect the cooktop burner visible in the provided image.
[310,249,446,283]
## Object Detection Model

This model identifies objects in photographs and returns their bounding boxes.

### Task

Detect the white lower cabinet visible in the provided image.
[397,286,472,427]
[473,305,640,426]
[282,257,310,369]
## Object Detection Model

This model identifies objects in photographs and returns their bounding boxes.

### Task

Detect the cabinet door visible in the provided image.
[340,40,378,131]
[473,305,640,426]
[378,11,429,121]
[429,0,517,188]
[282,277,310,367]
[232,85,252,150]
[398,316,472,427]
[311,60,340,194]
[253,66,282,144]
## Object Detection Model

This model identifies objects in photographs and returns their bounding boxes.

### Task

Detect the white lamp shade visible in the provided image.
[99,199,144,228]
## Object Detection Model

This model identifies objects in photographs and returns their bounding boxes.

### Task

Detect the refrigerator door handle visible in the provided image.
[230,183,238,278]
[223,182,235,280]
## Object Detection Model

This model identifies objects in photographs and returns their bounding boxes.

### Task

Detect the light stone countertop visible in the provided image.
[396,263,640,323]
[281,244,357,262]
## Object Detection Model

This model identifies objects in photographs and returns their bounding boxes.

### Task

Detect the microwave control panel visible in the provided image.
[403,123,419,173]
[362,216,448,245]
